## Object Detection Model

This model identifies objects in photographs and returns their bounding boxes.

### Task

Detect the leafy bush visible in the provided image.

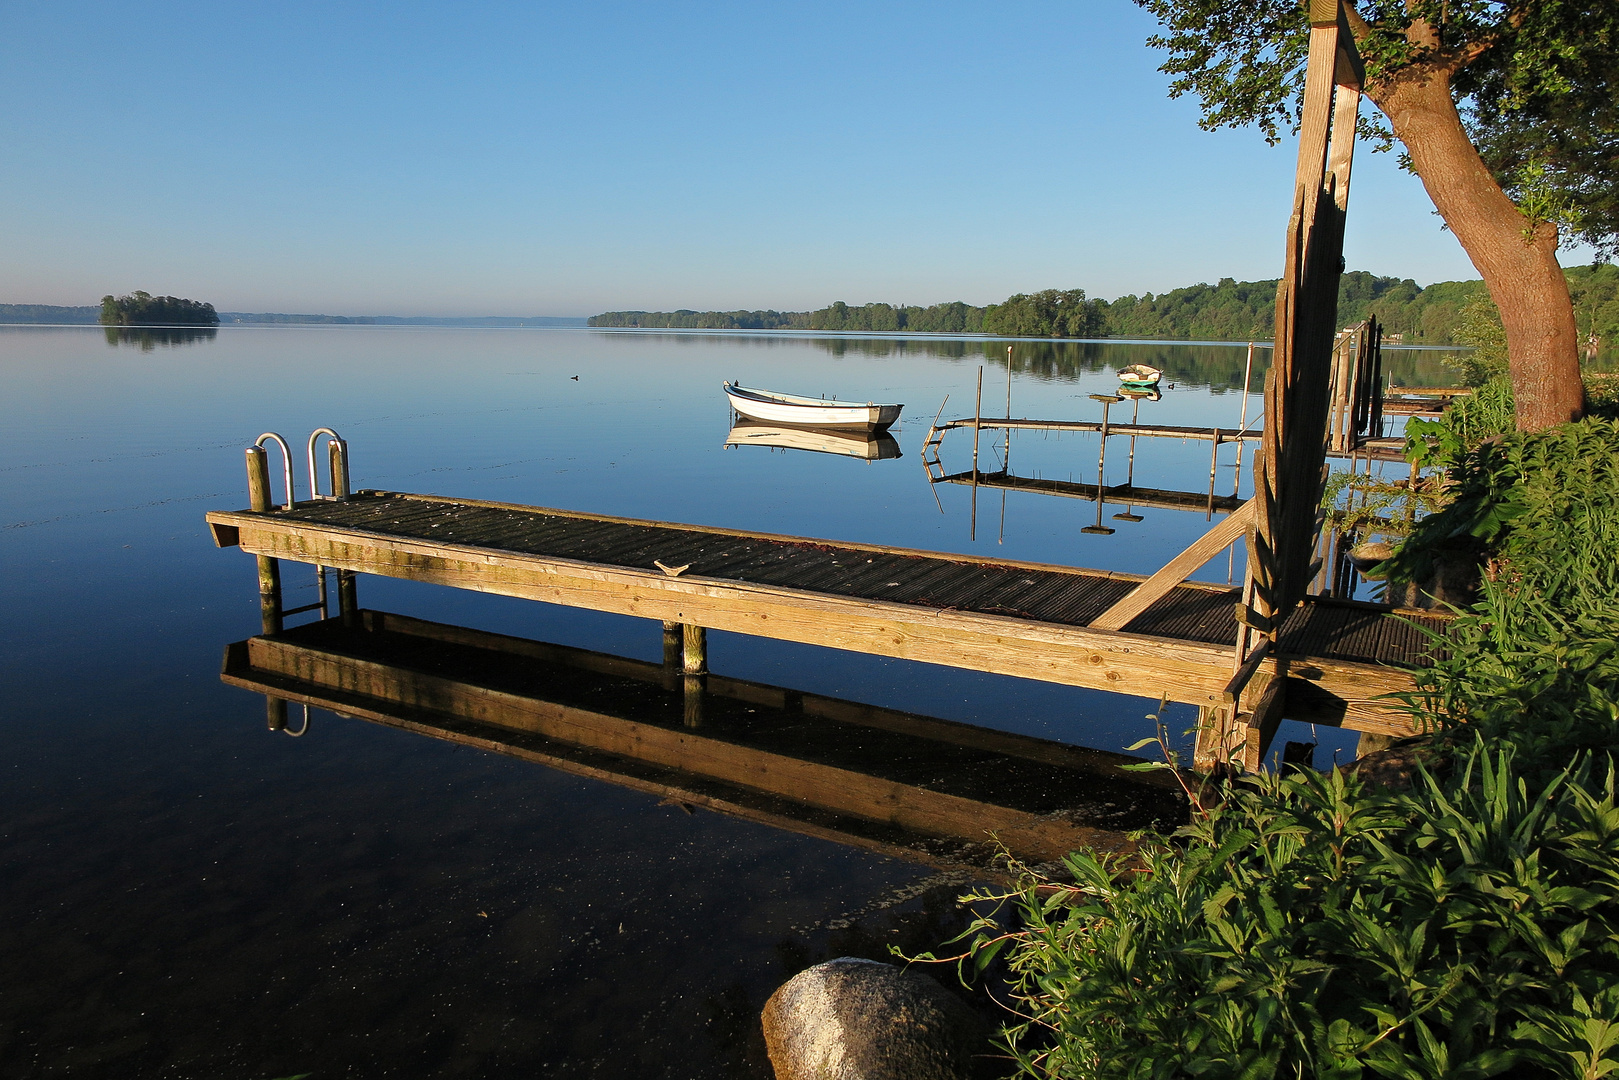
[959,746,1619,1079]
[941,417,1619,1080]
[1446,293,1510,386]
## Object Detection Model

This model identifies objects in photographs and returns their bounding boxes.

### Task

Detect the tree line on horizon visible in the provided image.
[590,265,1619,357]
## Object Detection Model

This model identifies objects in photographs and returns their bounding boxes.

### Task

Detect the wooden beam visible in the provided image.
[212,511,1243,708]
[1241,677,1289,771]
[1223,637,1274,704]
[1090,501,1256,631]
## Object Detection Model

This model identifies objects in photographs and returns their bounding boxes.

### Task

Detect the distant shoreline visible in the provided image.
[0,304,587,328]
[0,319,1466,351]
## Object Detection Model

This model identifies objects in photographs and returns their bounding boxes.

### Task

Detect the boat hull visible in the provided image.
[723,383,902,430]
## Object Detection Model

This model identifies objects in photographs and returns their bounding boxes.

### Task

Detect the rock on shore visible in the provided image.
[761,957,989,1080]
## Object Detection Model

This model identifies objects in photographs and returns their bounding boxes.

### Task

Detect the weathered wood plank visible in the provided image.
[1242,677,1289,771]
[211,510,1243,706]
[207,503,1427,733]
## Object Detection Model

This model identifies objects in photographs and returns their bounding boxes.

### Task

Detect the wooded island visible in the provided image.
[99,291,219,326]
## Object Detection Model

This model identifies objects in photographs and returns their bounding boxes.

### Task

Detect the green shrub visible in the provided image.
[956,744,1619,1079]
[940,417,1619,1080]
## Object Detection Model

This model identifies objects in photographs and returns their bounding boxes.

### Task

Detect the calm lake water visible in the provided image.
[0,326,1456,1078]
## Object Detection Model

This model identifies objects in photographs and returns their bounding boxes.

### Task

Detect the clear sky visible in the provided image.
[0,0,1543,316]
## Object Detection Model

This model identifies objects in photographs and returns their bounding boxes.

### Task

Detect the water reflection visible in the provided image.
[597,329,1460,393]
[223,610,1185,869]
[724,421,902,460]
[103,325,218,350]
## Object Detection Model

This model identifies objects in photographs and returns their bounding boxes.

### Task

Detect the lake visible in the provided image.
[0,326,1457,1078]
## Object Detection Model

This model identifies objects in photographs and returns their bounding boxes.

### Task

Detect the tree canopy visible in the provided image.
[1134,0,1619,428]
[1136,0,1618,257]
[99,291,219,326]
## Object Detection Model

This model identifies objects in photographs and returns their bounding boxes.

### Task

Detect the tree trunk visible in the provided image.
[1367,64,1584,431]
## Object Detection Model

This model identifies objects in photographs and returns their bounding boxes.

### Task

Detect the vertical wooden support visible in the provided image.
[682,624,707,675]
[246,446,283,634]
[1247,0,1363,649]
[327,438,350,499]
[1193,704,1242,772]
[662,621,683,669]
[1241,677,1288,771]
[247,446,273,513]
[337,569,359,626]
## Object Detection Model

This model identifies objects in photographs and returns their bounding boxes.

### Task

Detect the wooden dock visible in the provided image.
[207,489,1443,745]
[223,610,1188,870]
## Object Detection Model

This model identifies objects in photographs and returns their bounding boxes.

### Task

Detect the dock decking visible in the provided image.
[208,490,1442,735]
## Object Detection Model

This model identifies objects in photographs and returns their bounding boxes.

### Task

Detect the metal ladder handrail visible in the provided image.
[254,432,296,510]
[306,428,349,502]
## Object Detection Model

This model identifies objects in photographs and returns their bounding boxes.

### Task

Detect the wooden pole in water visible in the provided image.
[681,624,707,726]
[1234,343,1255,497]
[1004,346,1013,466]
[683,623,707,676]
[338,570,358,626]
[971,366,983,541]
[972,366,983,472]
[246,446,283,634]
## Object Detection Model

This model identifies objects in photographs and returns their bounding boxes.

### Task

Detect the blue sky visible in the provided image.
[0,1,1530,316]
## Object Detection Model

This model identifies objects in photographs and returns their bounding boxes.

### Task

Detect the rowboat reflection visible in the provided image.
[724,421,902,460]
[221,610,1184,869]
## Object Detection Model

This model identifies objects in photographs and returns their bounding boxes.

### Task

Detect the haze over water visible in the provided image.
[0,326,1457,1078]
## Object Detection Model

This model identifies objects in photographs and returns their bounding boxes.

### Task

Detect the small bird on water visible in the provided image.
[571,375,579,380]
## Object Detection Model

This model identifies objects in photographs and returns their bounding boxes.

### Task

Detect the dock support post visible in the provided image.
[337,569,358,625]
[246,446,283,634]
[681,624,707,727]
[1193,705,1241,773]
[266,697,288,731]
[682,624,707,675]
[662,621,683,669]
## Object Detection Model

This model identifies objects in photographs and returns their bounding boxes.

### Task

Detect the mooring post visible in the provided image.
[971,366,983,473]
[246,446,283,634]
[266,697,287,732]
[1004,346,1013,466]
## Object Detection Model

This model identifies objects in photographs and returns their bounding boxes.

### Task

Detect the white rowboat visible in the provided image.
[1117,364,1163,386]
[723,382,903,430]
